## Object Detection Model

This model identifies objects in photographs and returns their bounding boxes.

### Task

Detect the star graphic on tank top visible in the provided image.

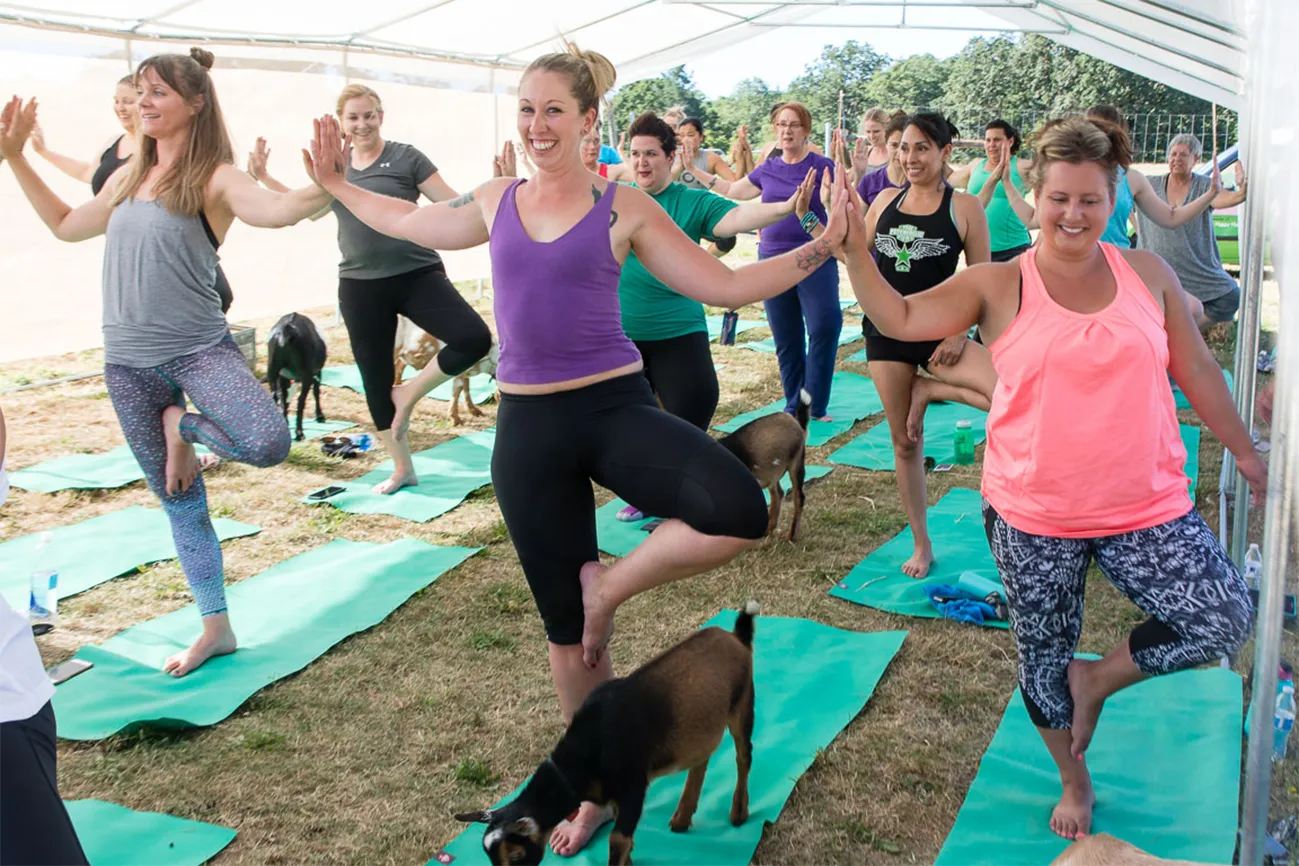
[894,245,914,268]
[874,225,950,273]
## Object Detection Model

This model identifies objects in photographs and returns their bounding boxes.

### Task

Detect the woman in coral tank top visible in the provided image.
[840,117,1266,842]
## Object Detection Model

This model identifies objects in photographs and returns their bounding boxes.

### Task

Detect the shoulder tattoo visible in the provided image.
[591,185,601,205]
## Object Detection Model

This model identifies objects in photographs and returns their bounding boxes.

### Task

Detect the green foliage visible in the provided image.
[712,77,781,149]
[786,41,890,132]
[610,65,716,144]
[862,54,951,114]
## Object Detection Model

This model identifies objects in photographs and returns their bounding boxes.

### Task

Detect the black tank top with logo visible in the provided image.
[866,183,963,338]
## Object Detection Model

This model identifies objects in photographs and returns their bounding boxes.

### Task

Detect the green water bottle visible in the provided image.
[953,419,975,465]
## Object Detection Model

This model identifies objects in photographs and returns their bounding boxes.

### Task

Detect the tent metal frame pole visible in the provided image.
[1238,0,1283,858]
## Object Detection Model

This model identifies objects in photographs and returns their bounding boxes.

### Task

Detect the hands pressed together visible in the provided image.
[0,95,37,162]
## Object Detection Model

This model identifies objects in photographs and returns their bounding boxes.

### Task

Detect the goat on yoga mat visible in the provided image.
[716,389,811,541]
[454,601,760,865]
[265,312,327,441]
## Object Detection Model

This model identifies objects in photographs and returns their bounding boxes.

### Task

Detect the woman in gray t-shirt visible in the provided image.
[1136,133,1248,325]
[254,85,491,495]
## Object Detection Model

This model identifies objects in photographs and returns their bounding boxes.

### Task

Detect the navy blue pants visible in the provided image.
[760,256,842,417]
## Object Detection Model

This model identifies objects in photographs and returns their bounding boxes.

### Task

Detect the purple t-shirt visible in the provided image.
[748,151,835,256]
[856,164,904,206]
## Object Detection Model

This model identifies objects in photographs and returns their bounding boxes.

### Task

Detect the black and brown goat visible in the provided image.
[454,601,760,866]
[716,389,811,541]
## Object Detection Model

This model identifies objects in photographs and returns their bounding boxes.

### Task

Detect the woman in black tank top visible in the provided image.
[861,113,995,580]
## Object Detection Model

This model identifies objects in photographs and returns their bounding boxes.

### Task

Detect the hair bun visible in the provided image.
[565,41,616,102]
[189,47,215,70]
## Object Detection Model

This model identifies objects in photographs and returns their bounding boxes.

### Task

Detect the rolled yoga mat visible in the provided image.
[0,506,260,611]
[9,415,356,494]
[67,799,237,866]
[713,371,884,448]
[431,613,907,866]
[52,539,480,740]
[828,487,1008,629]
[302,428,494,523]
[827,402,988,470]
[935,666,1242,865]
[594,466,834,557]
[319,364,496,404]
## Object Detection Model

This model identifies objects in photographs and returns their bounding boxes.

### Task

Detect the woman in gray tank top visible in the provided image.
[0,48,332,678]
[674,117,735,191]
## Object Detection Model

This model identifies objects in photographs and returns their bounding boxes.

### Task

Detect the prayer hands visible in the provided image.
[493,140,517,177]
[788,167,815,218]
[246,136,270,181]
[305,114,348,192]
[0,96,36,162]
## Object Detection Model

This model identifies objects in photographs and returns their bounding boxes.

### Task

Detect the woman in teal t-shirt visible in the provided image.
[614,111,813,521]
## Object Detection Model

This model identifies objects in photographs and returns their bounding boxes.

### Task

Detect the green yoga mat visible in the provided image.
[594,466,834,557]
[302,428,494,523]
[0,507,260,611]
[844,347,868,363]
[935,667,1242,865]
[10,416,357,494]
[829,487,1007,629]
[53,539,479,740]
[433,613,906,866]
[1172,368,1233,411]
[705,316,767,342]
[828,402,988,470]
[67,799,236,866]
[713,371,884,448]
[735,328,862,355]
[1182,423,1201,493]
[320,365,495,404]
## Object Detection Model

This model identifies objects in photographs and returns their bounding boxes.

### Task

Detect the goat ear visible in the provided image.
[453,809,494,824]
[506,817,540,838]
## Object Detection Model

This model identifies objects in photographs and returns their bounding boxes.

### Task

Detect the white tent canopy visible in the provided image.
[1,1,1247,108]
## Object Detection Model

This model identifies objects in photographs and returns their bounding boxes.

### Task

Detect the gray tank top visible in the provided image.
[102,198,229,367]
[679,151,714,190]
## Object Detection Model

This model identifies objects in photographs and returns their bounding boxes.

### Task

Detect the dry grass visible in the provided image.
[2,243,1292,865]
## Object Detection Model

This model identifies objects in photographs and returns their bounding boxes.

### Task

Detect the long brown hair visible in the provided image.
[111,47,233,216]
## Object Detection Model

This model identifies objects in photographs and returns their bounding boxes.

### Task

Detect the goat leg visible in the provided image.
[608,786,644,866]
[668,763,709,833]
[765,484,783,538]
[728,683,755,826]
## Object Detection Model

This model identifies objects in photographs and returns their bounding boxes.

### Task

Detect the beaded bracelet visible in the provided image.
[799,210,821,234]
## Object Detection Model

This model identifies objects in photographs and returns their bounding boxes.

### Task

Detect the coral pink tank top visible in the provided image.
[981,243,1191,538]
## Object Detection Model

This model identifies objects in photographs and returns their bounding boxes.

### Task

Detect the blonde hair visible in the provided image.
[523,41,617,116]
[1028,116,1131,199]
[112,47,233,217]
[861,107,889,128]
[336,84,383,118]
[663,104,687,126]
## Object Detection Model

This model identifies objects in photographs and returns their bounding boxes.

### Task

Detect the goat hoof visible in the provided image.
[315,414,326,423]
[730,807,749,827]
[295,432,305,442]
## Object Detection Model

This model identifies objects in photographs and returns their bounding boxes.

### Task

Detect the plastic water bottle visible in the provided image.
[1274,679,1296,762]
[720,310,739,346]
[953,419,975,465]
[28,531,58,634]
[1244,543,1264,592]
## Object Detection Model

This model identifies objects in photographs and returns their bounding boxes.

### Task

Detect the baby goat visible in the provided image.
[265,312,327,441]
[455,601,760,866]
[393,315,498,425]
[716,389,811,541]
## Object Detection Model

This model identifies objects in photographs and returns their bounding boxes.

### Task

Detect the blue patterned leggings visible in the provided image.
[105,337,290,616]
[983,501,1252,729]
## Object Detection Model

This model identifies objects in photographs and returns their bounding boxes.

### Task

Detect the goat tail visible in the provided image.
[795,389,812,432]
[733,600,760,648]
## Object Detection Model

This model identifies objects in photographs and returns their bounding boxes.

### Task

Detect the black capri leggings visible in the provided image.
[1,702,89,866]
[635,331,719,431]
[339,263,492,431]
[492,373,768,645]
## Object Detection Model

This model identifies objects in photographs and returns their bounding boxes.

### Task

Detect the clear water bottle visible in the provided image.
[1274,678,1295,763]
[719,310,739,346]
[28,531,58,634]
[1244,543,1263,592]
[953,419,976,465]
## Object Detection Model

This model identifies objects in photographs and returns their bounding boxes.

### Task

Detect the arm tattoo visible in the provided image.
[795,239,833,273]
[448,191,476,209]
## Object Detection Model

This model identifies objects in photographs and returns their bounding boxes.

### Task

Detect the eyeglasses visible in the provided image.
[775,122,803,130]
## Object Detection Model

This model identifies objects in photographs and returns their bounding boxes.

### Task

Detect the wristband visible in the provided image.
[799,210,821,234]
[707,175,718,190]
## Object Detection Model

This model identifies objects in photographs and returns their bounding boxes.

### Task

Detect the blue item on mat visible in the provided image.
[924,584,997,625]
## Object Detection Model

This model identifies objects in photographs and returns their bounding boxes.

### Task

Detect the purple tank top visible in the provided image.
[490,180,642,385]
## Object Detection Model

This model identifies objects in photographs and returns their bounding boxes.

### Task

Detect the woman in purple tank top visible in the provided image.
[307,42,852,858]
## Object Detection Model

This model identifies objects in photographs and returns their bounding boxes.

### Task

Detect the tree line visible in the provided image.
[609,34,1236,161]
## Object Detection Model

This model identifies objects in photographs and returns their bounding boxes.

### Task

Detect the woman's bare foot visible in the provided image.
[812,414,834,423]
[372,469,418,495]
[163,614,237,677]
[1050,773,1095,840]
[1068,659,1106,759]
[906,378,934,443]
[549,802,614,857]
[162,405,200,496]
[579,561,614,669]
[390,383,420,443]
[901,545,934,579]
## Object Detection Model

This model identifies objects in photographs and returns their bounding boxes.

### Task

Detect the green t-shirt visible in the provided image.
[619,183,738,341]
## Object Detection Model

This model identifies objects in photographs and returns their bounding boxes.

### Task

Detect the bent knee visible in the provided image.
[245,425,292,467]
[439,323,493,375]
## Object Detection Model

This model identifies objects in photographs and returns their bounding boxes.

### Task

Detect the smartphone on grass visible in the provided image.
[48,658,93,685]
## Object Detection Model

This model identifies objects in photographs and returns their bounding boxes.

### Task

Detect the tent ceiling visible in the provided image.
[0,1,1245,107]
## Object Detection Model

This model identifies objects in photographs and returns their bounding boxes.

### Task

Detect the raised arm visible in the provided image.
[629,183,847,308]
[417,170,459,203]
[947,159,976,191]
[706,150,736,182]
[0,97,114,242]
[1211,160,1247,209]
[305,114,493,251]
[1129,163,1218,228]
[213,161,331,229]
[711,167,812,236]
[684,149,761,200]
[31,125,97,184]
[976,157,1001,208]
[1000,163,1039,228]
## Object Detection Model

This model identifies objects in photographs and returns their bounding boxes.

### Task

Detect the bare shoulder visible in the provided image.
[1119,247,1176,287]
[471,176,514,208]
[951,189,982,212]
[964,259,1021,292]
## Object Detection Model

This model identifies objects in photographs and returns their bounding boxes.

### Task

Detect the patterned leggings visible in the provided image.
[983,501,1252,729]
[105,337,290,617]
